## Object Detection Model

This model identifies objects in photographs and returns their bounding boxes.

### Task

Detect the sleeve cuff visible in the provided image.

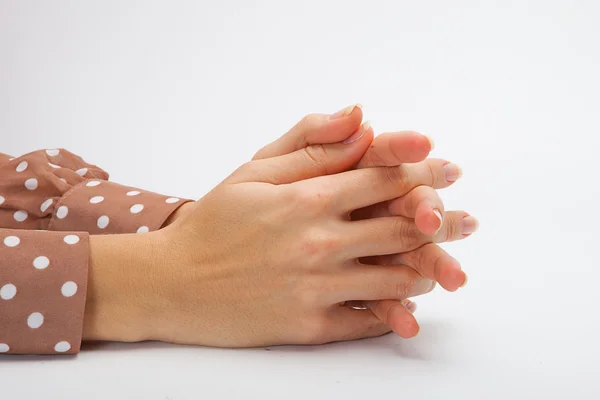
[0,229,89,355]
[47,179,192,235]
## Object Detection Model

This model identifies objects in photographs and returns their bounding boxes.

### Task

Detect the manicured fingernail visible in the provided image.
[460,274,469,288]
[444,163,463,182]
[402,299,417,313]
[433,209,443,233]
[462,215,479,235]
[343,121,370,144]
[330,103,362,120]
[425,135,435,151]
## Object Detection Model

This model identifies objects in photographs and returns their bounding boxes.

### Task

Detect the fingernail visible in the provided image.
[462,215,479,235]
[460,274,469,288]
[433,209,443,233]
[330,103,362,120]
[343,121,370,144]
[402,299,417,313]
[425,135,435,151]
[444,163,463,182]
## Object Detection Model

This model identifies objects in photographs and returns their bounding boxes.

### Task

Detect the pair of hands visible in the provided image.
[84,105,477,347]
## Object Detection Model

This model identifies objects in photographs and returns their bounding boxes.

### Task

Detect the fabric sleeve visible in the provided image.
[0,148,192,355]
[0,229,89,355]
[0,148,192,234]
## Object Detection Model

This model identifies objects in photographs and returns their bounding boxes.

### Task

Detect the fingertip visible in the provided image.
[438,257,465,292]
[389,302,420,338]
[396,317,420,339]
[415,205,443,237]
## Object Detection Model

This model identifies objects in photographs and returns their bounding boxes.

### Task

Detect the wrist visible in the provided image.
[83,231,168,342]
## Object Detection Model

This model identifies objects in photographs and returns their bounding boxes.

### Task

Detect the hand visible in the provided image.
[126,127,478,348]
[252,105,478,338]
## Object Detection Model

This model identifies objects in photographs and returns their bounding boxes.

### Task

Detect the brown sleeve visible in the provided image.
[0,229,89,355]
[0,148,192,355]
[0,148,192,233]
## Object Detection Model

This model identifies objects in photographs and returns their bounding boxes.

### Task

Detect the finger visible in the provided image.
[370,243,467,292]
[320,306,391,343]
[319,159,461,213]
[387,185,445,236]
[252,105,363,160]
[364,299,420,338]
[356,131,434,168]
[328,264,435,304]
[227,122,374,184]
[342,211,477,258]
[432,212,479,243]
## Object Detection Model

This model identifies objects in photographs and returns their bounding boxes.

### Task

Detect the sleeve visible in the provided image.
[1,229,89,355]
[0,148,192,234]
[0,148,192,355]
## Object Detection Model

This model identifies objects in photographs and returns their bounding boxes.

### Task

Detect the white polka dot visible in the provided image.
[48,162,61,169]
[0,343,9,353]
[0,284,17,300]
[59,178,67,183]
[61,281,78,297]
[86,180,101,187]
[33,256,50,270]
[40,199,53,212]
[3,236,20,247]
[56,206,69,219]
[27,312,44,329]
[76,168,88,176]
[54,341,71,353]
[16,161,28,172]
[90,196,104,204]
[130,204,144,214]
[136,226,149,234]
[46,149,60,157]
[127,191,141,196]
[63,234,79,245]
[8,158,13,161]
[13,210,28,222]
[97,215,109,229]
[0,196,4,206]
[165,197,180,204]
[25,178,38,190]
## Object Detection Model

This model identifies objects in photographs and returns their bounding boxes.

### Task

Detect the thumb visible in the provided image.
[228,122,373,184]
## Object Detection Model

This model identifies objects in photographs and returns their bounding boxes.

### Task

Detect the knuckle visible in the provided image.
[293,184,335,214]
[390,218,421,249]
[442,216,459,242]
[425,161,437,187]
[300,229,341,260]
[302,144,330,175]
[381,166,407,193]
[300,113,321,129]
[395,276,417,299]
[238,160,256,174]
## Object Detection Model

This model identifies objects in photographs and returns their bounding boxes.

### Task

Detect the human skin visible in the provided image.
[250,105,476,337]
[82,109,476,346]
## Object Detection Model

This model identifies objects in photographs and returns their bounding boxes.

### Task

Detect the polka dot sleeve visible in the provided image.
[0,149,192,233]
[0,149,192,355]
[0,229,89,354]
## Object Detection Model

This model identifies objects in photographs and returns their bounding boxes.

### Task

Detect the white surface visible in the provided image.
[1,0,600,398]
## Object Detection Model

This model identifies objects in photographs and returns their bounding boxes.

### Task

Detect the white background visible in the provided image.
[1,0,599,398]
